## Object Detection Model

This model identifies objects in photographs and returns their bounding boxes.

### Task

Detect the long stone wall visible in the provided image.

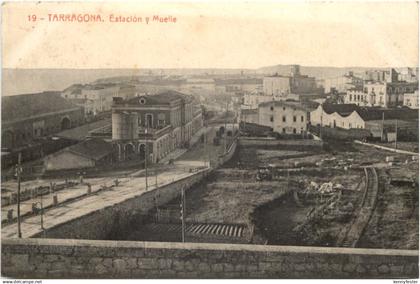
[31,169,210,240]
[239,137,323,148]
[1,238,418,279]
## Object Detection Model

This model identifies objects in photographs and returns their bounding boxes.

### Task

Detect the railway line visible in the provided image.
[128,222,248,243]
[339,167,379,247]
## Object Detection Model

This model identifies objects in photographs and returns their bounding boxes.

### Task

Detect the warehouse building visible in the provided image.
[2,92,84,150]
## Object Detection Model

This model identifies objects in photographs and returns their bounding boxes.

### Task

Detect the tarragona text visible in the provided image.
[45,14,177,23]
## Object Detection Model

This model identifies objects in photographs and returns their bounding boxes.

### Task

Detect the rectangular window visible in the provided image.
[270,116,274,122]
[158,119,165,127]
[282,116,286,122]
[146,114,153,128]
[293,116,297,122]
[301,116,304,122]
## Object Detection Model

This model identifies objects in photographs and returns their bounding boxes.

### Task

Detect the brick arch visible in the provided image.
[60,116,71,130]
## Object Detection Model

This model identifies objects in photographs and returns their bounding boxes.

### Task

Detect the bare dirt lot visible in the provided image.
[185,173,291,225]
[121,138,418,248]
[358,168,419,249]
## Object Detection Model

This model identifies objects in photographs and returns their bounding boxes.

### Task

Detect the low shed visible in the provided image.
[44,139,114,171]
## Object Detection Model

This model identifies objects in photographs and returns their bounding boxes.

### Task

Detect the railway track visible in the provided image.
[143,222,246,238]
[340,167,379,247]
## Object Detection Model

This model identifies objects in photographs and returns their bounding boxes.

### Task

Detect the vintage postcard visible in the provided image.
[1,0,419,281]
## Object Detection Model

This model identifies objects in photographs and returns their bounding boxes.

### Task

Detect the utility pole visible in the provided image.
[381,112,385,142]
[155,160,158,187]
[206,119,211,167]
[203,120,207,167]
[145,128,148,191]
[40,191,45,236]
[16,153,22,238]
[319,105,323,140]
[394,119,398,150]
[224,101,228,154]
[180,187,186,243]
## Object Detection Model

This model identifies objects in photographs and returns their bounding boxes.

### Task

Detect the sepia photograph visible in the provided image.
[1,0,419,280]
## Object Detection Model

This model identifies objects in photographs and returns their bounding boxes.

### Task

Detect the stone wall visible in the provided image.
[2,238,418,279]
[239,137,323,148]
[31,169,210,240]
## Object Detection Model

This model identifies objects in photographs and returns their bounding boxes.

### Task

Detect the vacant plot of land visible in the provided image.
[185,178,291,225]
[252,170,364,246]
[358,168,419,249]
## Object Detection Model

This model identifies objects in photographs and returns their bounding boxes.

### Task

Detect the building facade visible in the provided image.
[323,72,364,94]
[62,83,137,115]
[403,90,419,109]
[344,81,418,108]
[242,92,300,109]
[2,92,84,149]
[215,78,262,95]
[258,101,308,134]
[44,138,114,171]
[111,91,203,163]
[310,104,418,139]
[310,104,365,129]
[263,65,317,96]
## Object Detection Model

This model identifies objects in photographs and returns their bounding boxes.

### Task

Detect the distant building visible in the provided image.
[62,83,137,115]
[183,78,215,92]
[257,101,308,134]
[345,81,418,107]
[263,65,317,96]
[44,138,114,171]
[361,69,398,83]
[242,92,300,109]
[240,109,259,124]
[2,92,84,149]
[215,78,262,95]
[323,72,363,94]
[310,104,418,140]
[396,67,419,82]
[111,91,203,163]
[403,90,419,109]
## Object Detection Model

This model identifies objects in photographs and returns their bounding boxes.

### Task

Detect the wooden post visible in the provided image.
[16,153,22,238]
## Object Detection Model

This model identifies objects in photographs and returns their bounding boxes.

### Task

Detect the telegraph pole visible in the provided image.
[16,153,22,238]
[40,191,45,236]
[319,105,323,140]
[381,112,385,142]
[224,101,228,154]
[180,187,186,242]
[145,128,148,191]
[394,119,398,150]
[155,160,158,187]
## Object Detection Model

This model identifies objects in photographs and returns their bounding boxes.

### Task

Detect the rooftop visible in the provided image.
[114,90,193,106]
[64,138,113,161]
[2,92,82,123]
[259,100,308,111]
[215,78,262,85]
[321,103,418,121]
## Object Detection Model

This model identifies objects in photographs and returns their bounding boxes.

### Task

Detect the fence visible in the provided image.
[308,125,371,141]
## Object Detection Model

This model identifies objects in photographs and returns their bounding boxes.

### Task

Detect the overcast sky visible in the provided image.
[3,1,419,69]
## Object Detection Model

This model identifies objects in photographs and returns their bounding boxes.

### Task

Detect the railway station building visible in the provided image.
[111,91,203,163]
